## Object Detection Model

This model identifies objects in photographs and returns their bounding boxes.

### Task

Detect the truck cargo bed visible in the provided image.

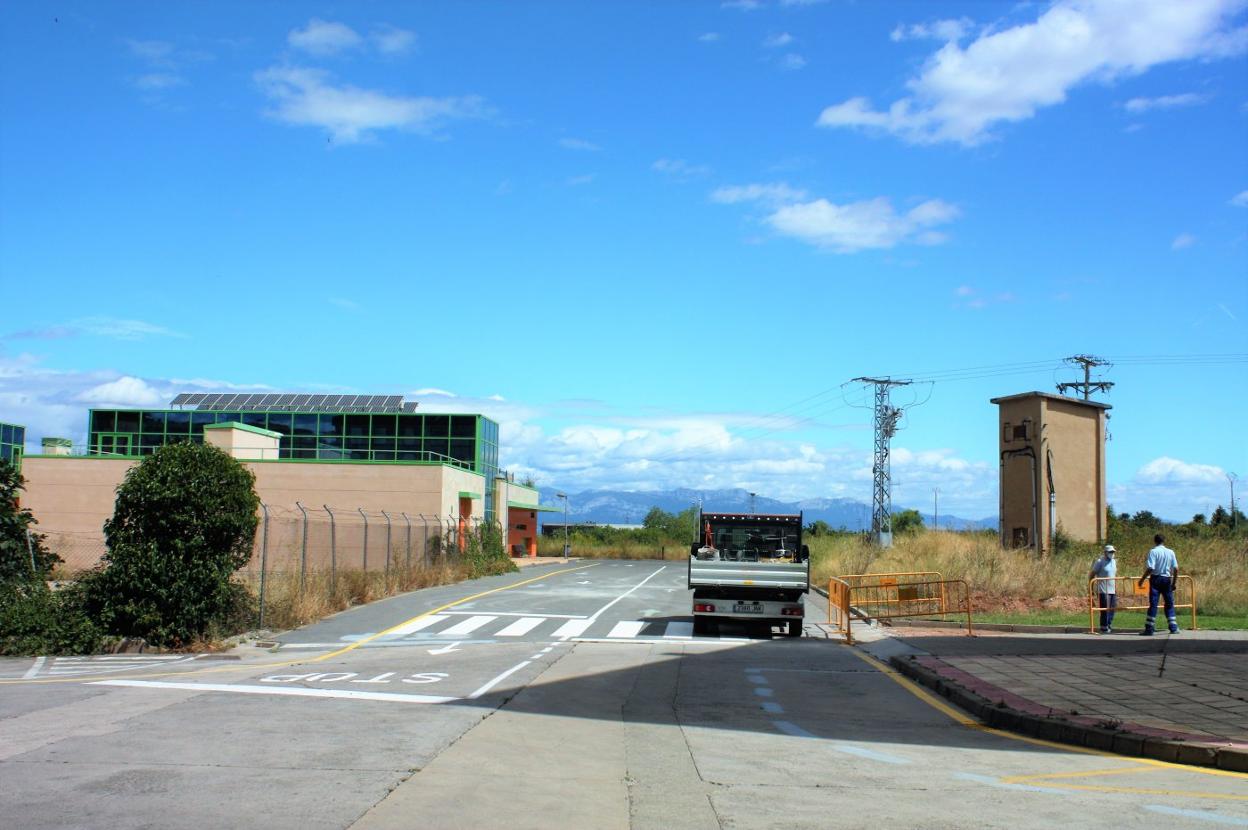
[688,559,809,590]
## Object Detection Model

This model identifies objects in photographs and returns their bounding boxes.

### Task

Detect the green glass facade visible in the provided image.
[87,409,503,520]
[1,422,24,471]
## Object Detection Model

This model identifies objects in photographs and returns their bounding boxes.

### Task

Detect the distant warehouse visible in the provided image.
[20,393,550,566]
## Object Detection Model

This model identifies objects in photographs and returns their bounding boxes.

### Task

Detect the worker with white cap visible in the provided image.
[1089,544,1118,634]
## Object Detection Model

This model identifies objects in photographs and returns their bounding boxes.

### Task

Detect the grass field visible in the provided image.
[539,527,1247,628]
[970,611,1246,630]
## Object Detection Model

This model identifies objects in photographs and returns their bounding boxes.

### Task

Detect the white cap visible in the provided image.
[1104,544,1116,553]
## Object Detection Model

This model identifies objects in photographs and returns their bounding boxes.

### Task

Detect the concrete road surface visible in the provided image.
[1,559,1244,829]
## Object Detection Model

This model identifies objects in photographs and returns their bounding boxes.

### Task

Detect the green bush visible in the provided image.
[462,522,517,578]
[0,460,60,587]
[0,580,105,655]
[87,442,260,647]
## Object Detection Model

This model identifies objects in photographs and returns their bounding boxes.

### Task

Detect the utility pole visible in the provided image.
[851,377,913,548]
[748,492,756,515]
[933,488,939,532]
[1056,354,1114,400]
[1230,473,1239,532]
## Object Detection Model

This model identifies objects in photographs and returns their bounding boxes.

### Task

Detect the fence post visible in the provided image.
[359,507,369,572]
[419,514,428,564]
[402,512,412,569]
[25,529,37,574]
[259,503,269,629]
[296,501,308,595]
[324,505,337,595]
[382,510,393,573]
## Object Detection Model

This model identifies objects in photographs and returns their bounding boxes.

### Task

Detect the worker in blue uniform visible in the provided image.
[1138,533,1179,636]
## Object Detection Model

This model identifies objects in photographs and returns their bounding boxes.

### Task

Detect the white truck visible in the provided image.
[688,511,809,637]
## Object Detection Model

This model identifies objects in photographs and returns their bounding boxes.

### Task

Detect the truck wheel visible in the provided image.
[785,619,802,638]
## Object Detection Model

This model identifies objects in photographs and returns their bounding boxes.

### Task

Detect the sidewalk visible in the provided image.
[862,626,1248,771]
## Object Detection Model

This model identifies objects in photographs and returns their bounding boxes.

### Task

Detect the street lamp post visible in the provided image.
[556,492,569,559]
[749,492,756,515]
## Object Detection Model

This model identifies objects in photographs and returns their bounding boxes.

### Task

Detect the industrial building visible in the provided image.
[19,394,551,567]
[991,391,1110,555]
[0,422,23,471]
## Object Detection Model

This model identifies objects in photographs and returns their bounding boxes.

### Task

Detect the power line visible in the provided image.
[1056,354,1114,400]
[848,376,915,548]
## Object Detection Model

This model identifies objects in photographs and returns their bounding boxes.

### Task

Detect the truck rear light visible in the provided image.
[694,603,716,613]
[781,606,803,617]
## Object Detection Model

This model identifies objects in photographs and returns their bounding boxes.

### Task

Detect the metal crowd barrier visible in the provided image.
[833,573,974,636]
[827,577,854,644]
[838,570,943,588]
[1087,575,1197,634]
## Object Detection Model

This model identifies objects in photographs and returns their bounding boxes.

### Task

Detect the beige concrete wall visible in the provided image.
[995,394,1107,553]
[1039,399,1106,544]
[439,466,486,519]
[21,456,134,536]
[204,427,280,460]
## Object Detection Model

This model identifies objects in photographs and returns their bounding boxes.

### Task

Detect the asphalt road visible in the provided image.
[1,559,1245,829]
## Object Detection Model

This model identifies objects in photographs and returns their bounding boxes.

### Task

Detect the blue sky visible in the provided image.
[2,0,1245,521]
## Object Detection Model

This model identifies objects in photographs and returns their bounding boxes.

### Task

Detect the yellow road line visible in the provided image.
[1036,784,1248,802]
[0,563,600,686]
[843,645,1248,785]
[1003,767,1163,783]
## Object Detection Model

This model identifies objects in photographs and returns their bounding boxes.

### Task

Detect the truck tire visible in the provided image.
[785,619,802,638]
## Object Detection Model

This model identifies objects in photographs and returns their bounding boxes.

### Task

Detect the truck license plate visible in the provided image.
[733,603,762,613]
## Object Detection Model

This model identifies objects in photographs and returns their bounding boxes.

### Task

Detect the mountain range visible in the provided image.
[534,487,994,531]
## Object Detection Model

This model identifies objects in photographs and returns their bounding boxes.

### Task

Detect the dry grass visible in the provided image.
[535,537,689,561]
[809,530,1247,618]
[249,558,513,631]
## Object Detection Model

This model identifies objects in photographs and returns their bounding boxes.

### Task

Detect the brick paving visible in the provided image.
[897,630,1248,749]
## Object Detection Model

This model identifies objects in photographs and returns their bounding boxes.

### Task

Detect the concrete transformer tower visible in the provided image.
[991,391,1111,555]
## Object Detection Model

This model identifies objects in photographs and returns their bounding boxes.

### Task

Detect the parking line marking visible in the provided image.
[385,614,450,637]
[552,619,594,639]
[22,657,45,679]
[89,679,456,704]
[1145,805,1248,825]
[497,617,546,637]
[439,615,499,636]
[469,661,532,699]
[607,621,646,638]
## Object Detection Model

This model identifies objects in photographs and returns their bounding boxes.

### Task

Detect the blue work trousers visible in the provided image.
[1097,592,1116,631]
[1146,576,1176,631]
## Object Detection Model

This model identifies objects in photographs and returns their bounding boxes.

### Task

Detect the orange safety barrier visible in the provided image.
[827,577,854,644]
[837,577,974,636]
[838,571,943,588]
[1087,575,1197,633]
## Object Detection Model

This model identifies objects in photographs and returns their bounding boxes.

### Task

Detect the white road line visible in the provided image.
[439,615,498,636]
[606,621,646,638]
[761,702,784,714]
[552,619,594,639]
[22,656,45,679]
[468,661,532,699]
[442,611,582,619]
[383,614,450,637]
[497,617,546,637]
[833,745,910,765]
[1145,806,1248,826]
[664,621,694,638]
[746,674,767,685]
[583,566,667,622]
[89,679,456,704]
[774,720,816,738]
[754,687,773,697]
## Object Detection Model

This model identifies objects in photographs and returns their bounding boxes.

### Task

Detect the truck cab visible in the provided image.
[688,512,809,637]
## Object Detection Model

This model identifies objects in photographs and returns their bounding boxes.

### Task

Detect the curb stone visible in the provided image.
[888,653,1248,772]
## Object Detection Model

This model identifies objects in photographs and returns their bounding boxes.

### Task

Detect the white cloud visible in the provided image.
[779,53,807,70]
[1230,190,1248,207]
[329,297,360,310]
[133,73,184,91]
[764,32,794,48]
[1135,457,1225,485]
[566,174,595,187]
[255,66,487,143]
[955,285,974,296]
[372,25,416,55]
[1171,232,1197,250]
[765,196,960,253]
[5,317,185,341]
[77,377,166,407]
[710,182,807,206]
[722,0,762,10]
[1124,92,1211,112]
[652,158,712,180]
[558,137,600,151]
[819,0,1248,146]
[698,32,721,43]
[890,18,974,43]
[1110,456,1235,520]
[288,19,364,56]
[126,39,175,64]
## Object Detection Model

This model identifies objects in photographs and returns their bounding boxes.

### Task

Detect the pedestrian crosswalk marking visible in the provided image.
[385,614,450,637]
[607,621,646,638]
[552,619,594,639]
[497,617,545,637]
[440,615,497,636]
